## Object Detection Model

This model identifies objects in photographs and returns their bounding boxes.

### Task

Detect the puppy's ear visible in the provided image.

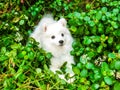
[43,23,47,32]
[58,18,67,27]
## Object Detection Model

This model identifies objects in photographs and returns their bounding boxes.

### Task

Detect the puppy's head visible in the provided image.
[42,18,70,47]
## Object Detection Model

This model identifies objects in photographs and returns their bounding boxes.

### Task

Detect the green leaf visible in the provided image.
[88,21,95,27]
[77,26,84,35]
[1,47,6,54]
[108,53,116,59]
[22,51,27,55]
[110,60,115,69]
[102,0,106,3]
[113,8,119,14]
[76,50,81,56]
[0,55,8,62]
[111,21,118,29]
[101,7,107,13]
[72,41,79,48]
[113,30,120,36]
[46,52,52,59]
[105,12,111,18]
[96,11,102,20]
[18,74,26,82]
[18,52,24,59]
[35,80,41,87]
[40,84,47,90]
[73,12,81,18]
[91,36,101,43]
[9,50,17,57]
[36,68,42,74]
[85,47,90,51]
[78,85,88,90]
[91,26,97,35]
[104,76,113,85]
[44,64,49,71]
[86,62,94,69]
[116,44,120,50]
[77,63,83,69]
[31,11,37,16]
[92,84,99,89]
[19,19,25,25]
[70,50,75,55]
[28,51,35,60]
[115,61,120,70]
[70,26,77,32]
[94,73,101,80]
[84,16,90,22]
[97,45,103,53]
[87,52,95,58]
[18,51,26,59]
[11,43,21,49]
[98,27,104,34]
[102,15,106,21]
[114,82,120,90]
[15,68,23,79]
[108,37,113,44]
[35,8,39,12]
[80,69,88,77]
[86,4,91,10]
[118,14,120,21]
[80,55,88,64]
[83,36,92,45]
[38,56,45,61]
[101,62,109,75]
[77,48,84,55]
[73,67,80,74]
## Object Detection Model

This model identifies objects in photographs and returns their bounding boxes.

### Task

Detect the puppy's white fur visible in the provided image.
[31,15,75,83]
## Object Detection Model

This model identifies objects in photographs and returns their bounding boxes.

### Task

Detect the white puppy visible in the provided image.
[30,14,75,83]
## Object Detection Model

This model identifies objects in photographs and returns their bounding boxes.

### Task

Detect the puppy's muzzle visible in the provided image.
[59,40,64,46]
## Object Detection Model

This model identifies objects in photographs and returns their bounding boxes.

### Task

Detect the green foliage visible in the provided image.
[0,0,120,89]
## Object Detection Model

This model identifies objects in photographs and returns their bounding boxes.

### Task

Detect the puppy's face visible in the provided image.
[43,18,70,47]
[49,29,66,46]
[44,23,67,47]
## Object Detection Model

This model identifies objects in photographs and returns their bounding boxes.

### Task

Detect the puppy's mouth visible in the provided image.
[59,43,64,46]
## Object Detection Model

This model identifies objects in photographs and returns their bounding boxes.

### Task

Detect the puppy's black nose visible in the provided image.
[59,40,64,44]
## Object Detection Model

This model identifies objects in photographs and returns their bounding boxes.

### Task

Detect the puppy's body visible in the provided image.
[31,15,75,82]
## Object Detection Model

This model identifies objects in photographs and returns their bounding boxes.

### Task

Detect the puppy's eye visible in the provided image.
[61,33,64,37]
[51,35,55,39]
